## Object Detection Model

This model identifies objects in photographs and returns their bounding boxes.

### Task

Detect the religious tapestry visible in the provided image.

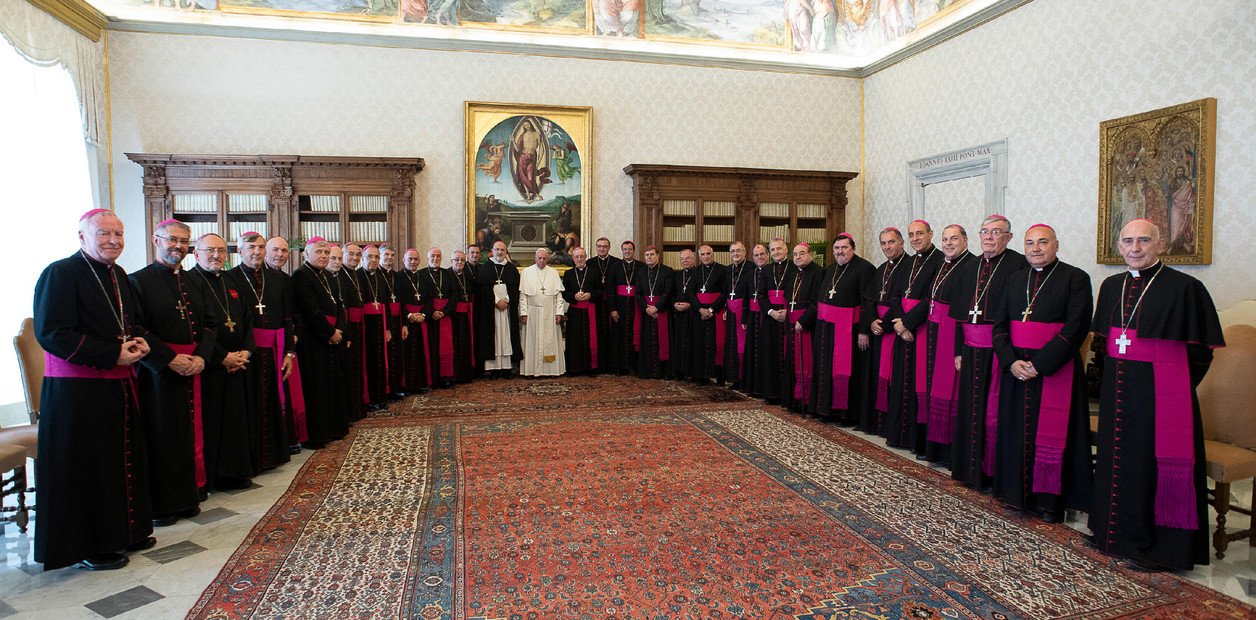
[1097,97,1216,265]
[465,102,592,269]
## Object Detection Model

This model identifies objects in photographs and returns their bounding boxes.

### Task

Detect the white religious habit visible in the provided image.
[519,263,568,376]
[484,257,514,371]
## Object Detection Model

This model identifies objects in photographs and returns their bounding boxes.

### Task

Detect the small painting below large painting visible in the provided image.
[1097,97,1216,265]
[466,102,592,269]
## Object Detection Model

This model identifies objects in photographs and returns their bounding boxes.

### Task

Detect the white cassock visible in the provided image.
[519,264,568,376]
[484,278,513,371]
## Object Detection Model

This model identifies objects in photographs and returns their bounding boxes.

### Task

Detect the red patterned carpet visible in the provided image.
[188,376,1254,619]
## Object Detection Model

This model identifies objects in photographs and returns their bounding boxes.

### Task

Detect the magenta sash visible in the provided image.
[168,343,206,489]
[927,302,959,444]
[789,309,811,400]
[622,285,645,352]
[432,299,455,380]
[902,299,932,423]
[767,289,785,307]
[404,304,434,386]
[696,292,726,363]
[283,329,309,443]
[875,304,895,412]
[962,323,1000,477]
[45,352,134,379]
[816,304,860,408]
[347,308,368,403]
[727,299,747,359]
[1106,328,1198,530]
[1010,321,1074,495]
[645,295,669,361]
[457,301,476,367]
[252,328,289,409]
[749,299,762,313]
[362,303,391,393]
[348,307,363,322]
[572,300,599,368]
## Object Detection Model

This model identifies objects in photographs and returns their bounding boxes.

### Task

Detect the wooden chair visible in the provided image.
[5,319,41,511]
[0,445,29,533]
[1198,323,1256,559]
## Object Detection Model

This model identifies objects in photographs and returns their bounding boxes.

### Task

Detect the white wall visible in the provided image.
[863,0,1256,308]
[108,32,864,271]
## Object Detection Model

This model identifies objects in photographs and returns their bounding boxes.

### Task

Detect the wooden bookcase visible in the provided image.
[126,154,424,270]
[625,164,858,268]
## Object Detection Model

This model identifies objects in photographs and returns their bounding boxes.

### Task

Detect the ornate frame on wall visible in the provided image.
[1096,97,1216,265]
[907,139,1008,224]
[465,101,592,269]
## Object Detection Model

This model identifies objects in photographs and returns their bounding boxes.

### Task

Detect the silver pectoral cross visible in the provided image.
[789,301,797,312]
[1115,331,1132,354]
[1021,307,1033,321]
[828,289,836,300]
[391,294,397,303]
[255,300,266,315]
[700,286,706,294]
[968,304,983,323]
[625,285,633,294]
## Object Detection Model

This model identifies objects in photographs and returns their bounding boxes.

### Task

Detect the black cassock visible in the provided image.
[561,265,602,374]
[801,256,875,422]
[740,265,768,396]
[419,267,458,384]
[34,253,154,570]
[292,263,349,445]
[267,267,305,445]
[755,260,792,402]
[690,262,729,382]
[636,264,674,379]
[722,261,752,387]
[669,267,697,379]
[228,264,291,469]
[476,261,523,369]
[396,269,431,391]
[191,265,255,486]
[883,246,945,452]
[948,249,1028,489]
[921,253,974,465]
[1089,263,1223,570]
[589,254,621,371]
[130,262,219,515]
[860,255,906,435]
[334,267,366,421]
[359,268,393,402]
[450,267,478,382]
[381,269,405,395]
[782,263,823,412]
[607,259,641,373]
[990,260,1093,516]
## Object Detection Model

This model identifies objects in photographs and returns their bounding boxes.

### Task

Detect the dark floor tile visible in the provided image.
[141,540,207,565]
[83,585,163,618]
[0,599,17,619]
[187,507,237,525]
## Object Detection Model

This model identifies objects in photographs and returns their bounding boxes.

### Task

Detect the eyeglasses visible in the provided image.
[978,228,1009,237]
[198,247,228,255]
[157,235,191,246]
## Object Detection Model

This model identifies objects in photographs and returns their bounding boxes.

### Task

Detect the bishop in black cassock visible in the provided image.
[755,242,793,404]
[332,245,366,422]
[292,241,349,447]
[669,252,698,380]
[883,224,944,453]
[636,250,674,379]
[721,245,752,389]
[419,252,458,388]
[360,246,394,404]
[450,251,479,383]
[1089,219,1223,571]
[34,211,155,570]
[802,235,874,423]
[562,248,602,374]
[607,245,641,375]
[477,244,523,377]
[589,240,621,372]
[991,226,1092,522]
[948,217,1027,490]
[783,247,824,412]
[690,247,729,383]
[922,231,973,465]
[740,248,769,396]
[398,252,432,393]
[861,230,906,435]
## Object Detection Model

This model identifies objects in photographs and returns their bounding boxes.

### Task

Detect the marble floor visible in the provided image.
[0,423,1251,618]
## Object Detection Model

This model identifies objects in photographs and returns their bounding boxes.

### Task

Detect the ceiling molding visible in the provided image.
[860,0,1034,77]
[28,0,108,42]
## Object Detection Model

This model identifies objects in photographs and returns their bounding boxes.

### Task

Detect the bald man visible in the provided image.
[34,209,156,570]
[1088,218,1223,571]
[561,246,602,374]
[335,244,368,420]
[740,244,769,396]
[755,239,793,404]
[990,224,1093,524]
[419,247,458,387]
[948,215,1027,491]
[883,220,944,453]
[862,227,907,434]
[359,245,394,405]
[396,248,430,394]
[264,236,308,453]
[380,244,405,397]
[670,249,698,380]
[636,246,674,379]
[721,242,752,389]
[691,244,729,384]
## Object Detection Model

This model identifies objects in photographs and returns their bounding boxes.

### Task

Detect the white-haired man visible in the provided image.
[519,248,567,376]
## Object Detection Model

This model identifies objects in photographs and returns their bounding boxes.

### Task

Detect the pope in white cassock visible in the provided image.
[520,248,568,376]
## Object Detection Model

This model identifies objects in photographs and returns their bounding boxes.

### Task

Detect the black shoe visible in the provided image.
[1126,559,1167,573]
[1080,534,1098,548]
[197,488,209,502]
[126,536,157,553]
[394,391,409,397]
[79,553,128,571]
[180,506,201,519]
[303,441,327,450]
[152,515,178,527]
[216,477,252,491]
[289,444,303,455]
[1039,509,1063,524]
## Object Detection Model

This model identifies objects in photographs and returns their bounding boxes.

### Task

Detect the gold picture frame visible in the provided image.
[1097,97,1216,265]
[465,102,592,270]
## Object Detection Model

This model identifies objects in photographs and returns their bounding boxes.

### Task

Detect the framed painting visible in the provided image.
[465,102,592,269]
[1097,97,1216,265]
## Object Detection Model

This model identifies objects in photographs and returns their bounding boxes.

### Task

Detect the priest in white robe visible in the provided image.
[520,248,568,376]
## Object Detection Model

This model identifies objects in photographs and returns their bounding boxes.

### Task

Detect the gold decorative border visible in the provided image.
[26,0,107,42]
[1096,97,1216,265]
[464,101,592,269]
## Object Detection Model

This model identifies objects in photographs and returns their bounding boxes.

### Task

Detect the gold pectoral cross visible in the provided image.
[1021,308,1033,321]
[224,317,236,332]
[255,301,266,315]
[175,300,187,320]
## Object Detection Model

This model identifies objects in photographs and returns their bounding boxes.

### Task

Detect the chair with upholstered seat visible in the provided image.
[0,444,29,532]
[6,318,41,510]
[1198,323,1256,559]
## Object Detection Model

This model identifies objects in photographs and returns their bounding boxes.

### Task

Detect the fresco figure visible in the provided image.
[811,0,836,52]
[1168,166,1196,253]
[477,142,507,182]
[785,0,814,52]
[511,118,551,203]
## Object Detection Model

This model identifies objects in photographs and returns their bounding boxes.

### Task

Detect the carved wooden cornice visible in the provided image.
[124,153,424,171]
[26,0,107,42]
[624,164,857,182]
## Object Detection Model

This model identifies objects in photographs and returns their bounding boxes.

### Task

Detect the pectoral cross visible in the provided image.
[118,333,131,342]
[1021,308,1033,321]
[437,290,444,299]
[175,300,187,320]
[1115,331,1132,355]
[789,301,797,312]
[373,301,381,310]
[700,286,706,294]
[390,294,397,303]
[968,304,983,324]
[879,288,887,299]
[224,317,236,333]
[255,300,266,316]
[495,279,502,285]
[625,285,633,294]
[828,289,836,300]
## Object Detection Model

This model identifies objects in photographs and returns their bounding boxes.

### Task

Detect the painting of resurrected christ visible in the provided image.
[466,103,592,269]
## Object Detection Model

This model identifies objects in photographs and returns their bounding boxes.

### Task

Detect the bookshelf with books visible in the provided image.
[626,164,857,269]
[128,154,424,271]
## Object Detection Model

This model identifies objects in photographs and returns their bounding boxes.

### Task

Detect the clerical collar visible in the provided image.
[490,257,509,266]
[1032,259,1058,272]
[155,260,181,274]
[304,261,322,272]
[1128,261,1162,279]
